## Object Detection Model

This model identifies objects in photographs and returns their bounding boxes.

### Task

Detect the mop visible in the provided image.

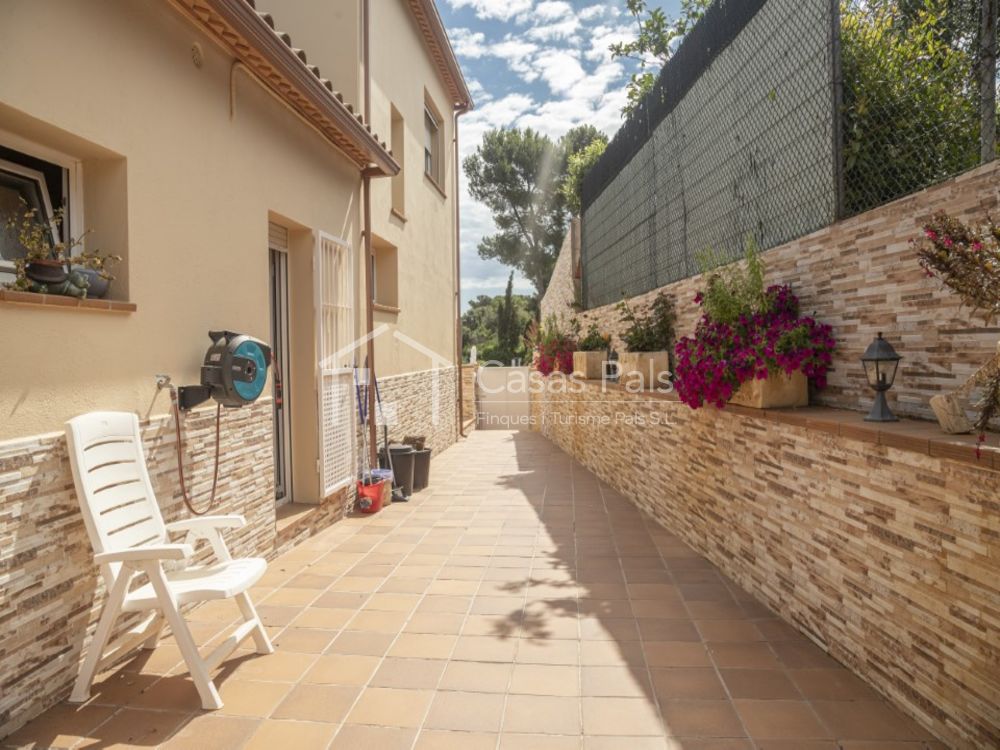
[372,368,406,502]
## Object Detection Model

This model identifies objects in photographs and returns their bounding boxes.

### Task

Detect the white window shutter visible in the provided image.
[314,231,355,497]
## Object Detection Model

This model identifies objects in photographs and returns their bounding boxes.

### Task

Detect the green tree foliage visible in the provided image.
[609,0,712,116]
[464,125,607,297]
[840,0,985,214]
[562,137,608,215]
[461,279,536,364]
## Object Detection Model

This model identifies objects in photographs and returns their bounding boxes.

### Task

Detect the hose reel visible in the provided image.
[177,330,272,411]
[167,330,273,515]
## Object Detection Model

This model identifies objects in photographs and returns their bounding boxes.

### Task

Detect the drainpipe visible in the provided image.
[454,104,470,437]
[362,0,378,466]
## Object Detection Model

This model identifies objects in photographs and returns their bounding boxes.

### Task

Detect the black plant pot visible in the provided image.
[25,259,68,285]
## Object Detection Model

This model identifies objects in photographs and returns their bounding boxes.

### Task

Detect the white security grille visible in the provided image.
[315,232,355,497]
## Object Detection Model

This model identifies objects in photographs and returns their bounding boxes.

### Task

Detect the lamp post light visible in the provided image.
[861,332,902,422]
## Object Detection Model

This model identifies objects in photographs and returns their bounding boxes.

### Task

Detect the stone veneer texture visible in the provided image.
[532,384,999,749]
[544,161,1000,421]
[0,400,275,737]
[374,366,458,458]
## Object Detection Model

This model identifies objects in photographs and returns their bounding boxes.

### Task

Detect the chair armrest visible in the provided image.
[165,515,246,534]
[95,544,193,565]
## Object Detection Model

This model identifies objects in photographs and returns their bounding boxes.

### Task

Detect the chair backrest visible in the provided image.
[66,412,166,585]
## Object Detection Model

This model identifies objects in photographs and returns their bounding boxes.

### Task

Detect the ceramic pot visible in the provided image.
[25,259,68,285]
[72,267,110,298]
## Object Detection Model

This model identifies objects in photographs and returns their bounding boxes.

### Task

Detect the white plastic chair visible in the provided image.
[65,411,273,710]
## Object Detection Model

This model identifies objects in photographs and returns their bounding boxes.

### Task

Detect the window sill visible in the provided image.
[373,302,400,315]
[390,208,408,224]
[424,173,447,199]
[0,289,136,313]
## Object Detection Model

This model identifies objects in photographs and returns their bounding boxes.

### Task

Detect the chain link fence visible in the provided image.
[580,0,999,310]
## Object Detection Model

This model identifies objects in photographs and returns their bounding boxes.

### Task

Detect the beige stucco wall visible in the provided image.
[367,0,460,377]
[0,1,367,503]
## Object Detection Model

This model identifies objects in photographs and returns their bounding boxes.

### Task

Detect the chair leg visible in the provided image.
[143,614,166,650]
[143,563,222,710]
[69,569,131,703]
[235,591,274,655]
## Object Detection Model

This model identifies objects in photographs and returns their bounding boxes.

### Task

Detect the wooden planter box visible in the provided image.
[573,351,606,380]
[729,370,808,409]
[618,351,671,390]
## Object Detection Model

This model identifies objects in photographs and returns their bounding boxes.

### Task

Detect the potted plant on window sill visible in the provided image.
[616,292,677,390]
[572,322,611,380]
[4,199,120,299]
[674,239,835,410]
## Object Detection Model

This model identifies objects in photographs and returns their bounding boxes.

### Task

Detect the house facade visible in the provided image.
[0,0,469,736]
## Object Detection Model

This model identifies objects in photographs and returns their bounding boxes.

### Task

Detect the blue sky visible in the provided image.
[441,0,682,310]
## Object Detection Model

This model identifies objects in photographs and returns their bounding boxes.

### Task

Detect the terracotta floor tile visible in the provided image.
[243,718,339,749]
[515,638,580,665]
[415,729,499,750]
[291,607,355,629]
[630,599,688,619]
[328,724,417,750]
[439,660,513,692]
[453,635,520,662]
[659,700,746,738]
[271,683,360,722]
[229,650,317,682]
[733,699,832,739]
[256,605,302,627]
[327,630,396,657]
[303,653,380,685]
[158,714,260,749]
[364,593,422,612]
[696,620,764,643]
[578,640,646,667]
[643,641,712,668]
[125,675,205,712]
[418,596,473,614]
[371,657,447,689]
[579,616,640,641]
[811,701,930,740]
[502,733,581,749]
[215,678,293,717]
[771,641,840,669]
[424,690,506,732]
[74,707,188,748]
[509,663,580,696]
[262,587,321,607]
[789,668,880,701]
[273,627,338,654]
[638,619,701,642]
[581,665,651,697]
[313,591,370,609]
[405,612,467,635]
[652,667,728,700]
[582,696,663,736]
[2,703,116,749]
[582,738,677,750]
[346,687,434,728]
[346,609,410,633]
[389,633,458,660]
[721,669,801,700]
[503,695,582,735]
[708,643,782,670]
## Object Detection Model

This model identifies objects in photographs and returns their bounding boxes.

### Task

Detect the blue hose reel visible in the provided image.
[177,330,272,410]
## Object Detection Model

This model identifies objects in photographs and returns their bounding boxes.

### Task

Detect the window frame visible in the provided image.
[423,100,443,188]
[0,129,84,277]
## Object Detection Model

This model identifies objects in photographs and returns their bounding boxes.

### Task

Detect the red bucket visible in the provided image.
[356,479,385,514]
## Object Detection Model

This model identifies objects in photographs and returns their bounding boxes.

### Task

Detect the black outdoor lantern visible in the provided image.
[861,332,902,422]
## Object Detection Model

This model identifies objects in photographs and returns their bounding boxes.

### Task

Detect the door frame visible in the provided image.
[268,240,293,506]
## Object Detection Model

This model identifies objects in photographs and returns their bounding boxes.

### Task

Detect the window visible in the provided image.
[424,98,443,187]
[390,105,405,217]
[371,236,398,310]
[0,144,73,277]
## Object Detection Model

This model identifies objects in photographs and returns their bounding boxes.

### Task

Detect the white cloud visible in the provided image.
[533,49,585,95]
[448,0,533,22]
[449,27,487,58]
[488,37,541,82]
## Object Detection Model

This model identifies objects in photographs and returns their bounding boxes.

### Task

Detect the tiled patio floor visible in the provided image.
[8,430,941,750]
